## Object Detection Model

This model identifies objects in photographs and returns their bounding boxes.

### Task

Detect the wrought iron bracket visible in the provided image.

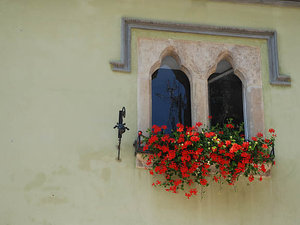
[133,131,152,155]
[113,107,129,160]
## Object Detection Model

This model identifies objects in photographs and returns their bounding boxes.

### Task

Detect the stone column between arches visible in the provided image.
[137,37,264,137]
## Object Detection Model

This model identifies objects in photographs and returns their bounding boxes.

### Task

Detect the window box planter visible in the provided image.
[136,152,273,178]
[134,123,276,198]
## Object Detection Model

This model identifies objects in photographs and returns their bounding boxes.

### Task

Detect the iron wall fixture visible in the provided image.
[133,131,154,155]
[244,138,275,160]
[133,131,142,155]
[113,107,129,161]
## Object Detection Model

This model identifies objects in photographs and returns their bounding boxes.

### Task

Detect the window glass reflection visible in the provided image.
[152,68,191,133]
[208,72,244,127]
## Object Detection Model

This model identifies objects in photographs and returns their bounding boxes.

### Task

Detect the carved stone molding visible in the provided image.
[137,38,265,137]
[110,18,291,86]
[211,0,300,7]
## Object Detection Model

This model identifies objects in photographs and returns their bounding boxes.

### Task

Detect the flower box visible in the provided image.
[134,122,276,198]
[136,152,152,169]
[136,152,273,178]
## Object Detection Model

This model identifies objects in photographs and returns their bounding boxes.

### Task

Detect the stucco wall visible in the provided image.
[0,0,299,224]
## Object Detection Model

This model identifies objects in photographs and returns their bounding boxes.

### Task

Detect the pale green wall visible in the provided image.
[0,0,299,224]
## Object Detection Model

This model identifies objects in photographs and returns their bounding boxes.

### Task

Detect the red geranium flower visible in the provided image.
[152,124,161,133]
[143,144,149,151]
[229,143,241,153]
[248,175,254,182]
[205,132,215,138]
[257,132,263,138]
[213,176,219,182]
[176,123,184,132]
[226,124,234,129]
[196,122,203,127]
[260,164,266,173]
[185,193,192,199]
[241,152,250,158]
[269,128,275,133]
[242,142,249,149]
[190,135,200,142]
[189,188,198,195]
[161,125,167,130]
[148,135,158,144]
[200,179,208,186]
[225,140,231,147]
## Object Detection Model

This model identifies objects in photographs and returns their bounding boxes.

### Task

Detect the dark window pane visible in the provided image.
[152,68,191,133]
[208,73,244,127]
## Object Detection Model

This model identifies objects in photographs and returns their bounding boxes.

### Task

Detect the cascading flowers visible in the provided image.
[141,121,276,199]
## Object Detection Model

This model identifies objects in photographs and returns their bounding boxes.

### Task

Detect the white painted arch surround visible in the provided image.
[137,38,264,137]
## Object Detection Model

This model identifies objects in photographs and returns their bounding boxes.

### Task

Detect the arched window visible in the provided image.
[137,38,265,139]
[151,56,191,133]
[208,60,245,131]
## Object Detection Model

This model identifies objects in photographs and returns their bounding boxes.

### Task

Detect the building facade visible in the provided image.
[0,0,299,224]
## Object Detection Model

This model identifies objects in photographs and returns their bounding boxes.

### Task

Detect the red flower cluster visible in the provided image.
[226,124,234,129]
[142,122,276,199]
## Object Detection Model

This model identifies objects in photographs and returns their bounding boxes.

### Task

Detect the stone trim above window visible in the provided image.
[211,0,300,7]
[110,18,291,86]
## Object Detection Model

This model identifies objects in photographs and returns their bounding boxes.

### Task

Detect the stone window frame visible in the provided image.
[137,39,265,138]
[110,18,291,138]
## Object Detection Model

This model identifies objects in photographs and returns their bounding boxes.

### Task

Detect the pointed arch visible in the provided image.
[208,59,247,136]
[151,54,191,132]
[137,37,265,138]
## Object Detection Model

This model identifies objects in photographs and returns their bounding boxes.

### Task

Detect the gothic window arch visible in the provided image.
[151,56,191,133]
[208,59,247,137]
[137,38,265,139]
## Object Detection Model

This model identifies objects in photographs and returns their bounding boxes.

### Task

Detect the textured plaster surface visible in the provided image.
[0,0,299,225]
